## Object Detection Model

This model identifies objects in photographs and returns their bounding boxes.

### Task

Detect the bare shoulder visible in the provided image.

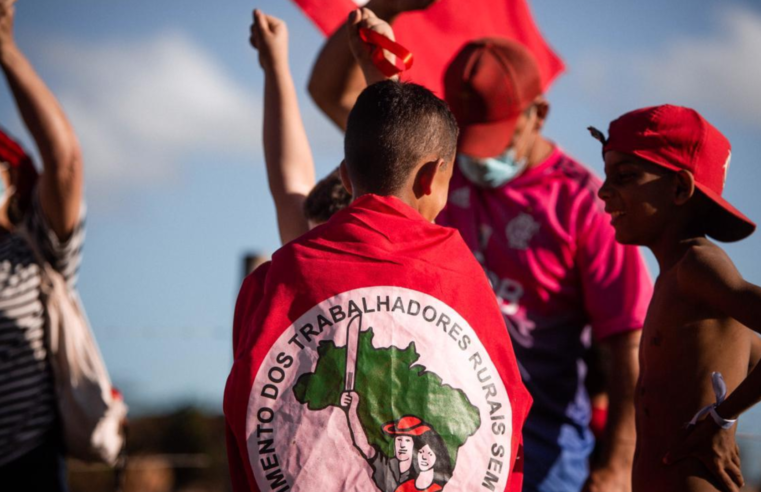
[676,239,744,304]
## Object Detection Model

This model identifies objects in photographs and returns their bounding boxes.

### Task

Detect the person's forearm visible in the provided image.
[308,3,405,130]
[0,43,80,179]
[0,41,82,237]
[598,331,639,471]
[263,63,315,244]
[716,359,761,421]
[347,410,373,459]
[307,21,366,131]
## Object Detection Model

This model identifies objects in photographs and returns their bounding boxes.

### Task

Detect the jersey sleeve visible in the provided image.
[576,193,653,341]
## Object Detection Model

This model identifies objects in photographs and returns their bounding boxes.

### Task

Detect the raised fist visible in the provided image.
[249,9,288,72]
[0,0,17,50]
[340,391,360,411]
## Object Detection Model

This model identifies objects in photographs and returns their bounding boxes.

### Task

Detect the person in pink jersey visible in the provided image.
[434,39,653,492]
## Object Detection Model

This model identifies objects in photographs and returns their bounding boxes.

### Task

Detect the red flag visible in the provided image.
[292,0,564,95]
[225,194,532,492]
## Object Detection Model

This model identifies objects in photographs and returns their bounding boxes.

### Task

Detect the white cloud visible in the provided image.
[639,7,761,124]
[574,6,761,127]
[42,31,261,195]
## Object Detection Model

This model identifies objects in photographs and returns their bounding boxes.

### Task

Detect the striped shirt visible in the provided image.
[0,193,84,466]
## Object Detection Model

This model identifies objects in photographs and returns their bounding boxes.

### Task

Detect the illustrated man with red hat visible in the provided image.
[307,7,653,492]
[0,0,86,489]
[593,105,760,492]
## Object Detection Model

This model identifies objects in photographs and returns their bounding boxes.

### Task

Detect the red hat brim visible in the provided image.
[457,116,519,159]
[695,182,756,242]
[382,416,432,437]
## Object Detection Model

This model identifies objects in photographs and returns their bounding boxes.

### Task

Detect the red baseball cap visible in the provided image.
[382,416,431,437]
[0,127,32,169]
[601,105,755,242]
[0,127,38,198]
[444,38,542,158]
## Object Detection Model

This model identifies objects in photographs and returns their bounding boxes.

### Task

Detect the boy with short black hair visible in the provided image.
[226,9,532,492]
[594,104,761,492]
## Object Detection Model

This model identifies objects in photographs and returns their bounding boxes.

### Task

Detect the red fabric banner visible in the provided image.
[292,0,564,96]
[225,195,532,492]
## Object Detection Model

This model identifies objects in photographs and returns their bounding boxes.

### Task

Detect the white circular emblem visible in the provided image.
[246,286,513,492]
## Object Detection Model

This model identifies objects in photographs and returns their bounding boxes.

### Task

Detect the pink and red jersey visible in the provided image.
[437,148,652,490]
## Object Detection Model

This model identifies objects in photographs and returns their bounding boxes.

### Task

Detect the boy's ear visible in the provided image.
[339,160,354,197]
[413,158,445,198]
[673,170,696,205]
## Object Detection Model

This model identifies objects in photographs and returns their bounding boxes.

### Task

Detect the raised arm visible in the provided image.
[0,0,82,239]
[251,10,314,244]
[340,391,375,460]
[308,0,437,130]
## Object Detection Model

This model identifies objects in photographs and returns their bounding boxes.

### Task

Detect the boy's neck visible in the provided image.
[353,191,434,222]
[649,230,706,273]
[526,135,555,170]
[394,189,435,222]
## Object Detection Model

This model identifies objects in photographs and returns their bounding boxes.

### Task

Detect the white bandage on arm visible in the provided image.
[687,372,738,430]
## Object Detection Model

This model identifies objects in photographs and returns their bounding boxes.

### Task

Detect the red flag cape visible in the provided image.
[224,194,532,492]
[292,0,564,95]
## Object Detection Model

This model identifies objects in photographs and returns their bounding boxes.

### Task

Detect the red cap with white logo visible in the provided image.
[602,105,755,242]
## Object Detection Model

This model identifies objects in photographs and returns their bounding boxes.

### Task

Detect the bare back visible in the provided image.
[633,241,753,491]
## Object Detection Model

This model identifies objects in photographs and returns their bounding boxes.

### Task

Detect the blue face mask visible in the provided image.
[458,106,538,188]
[457,148,528,188]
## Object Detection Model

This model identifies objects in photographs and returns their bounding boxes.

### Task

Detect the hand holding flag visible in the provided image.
[347,8,408,84]
[296,0,564,97]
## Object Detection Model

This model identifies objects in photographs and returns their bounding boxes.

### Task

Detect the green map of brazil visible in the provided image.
[293,327,481,467]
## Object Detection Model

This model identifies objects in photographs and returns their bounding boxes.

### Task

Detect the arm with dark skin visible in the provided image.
[664,243,761,491]
[308,0,438,130]
[250,10,315,244]
[0,0,82,240]
[750,334,761,372]
[583,330,640,492]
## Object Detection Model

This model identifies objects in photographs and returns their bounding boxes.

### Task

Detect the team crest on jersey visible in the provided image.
[247,287,513,492]
[506,213,540,250]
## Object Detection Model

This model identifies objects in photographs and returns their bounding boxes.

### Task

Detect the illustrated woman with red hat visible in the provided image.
[393,421,453,492]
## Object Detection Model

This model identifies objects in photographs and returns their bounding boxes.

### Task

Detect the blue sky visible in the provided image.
[3,0,761,451]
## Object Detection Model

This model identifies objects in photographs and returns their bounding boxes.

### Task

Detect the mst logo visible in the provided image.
[246,287,513,492]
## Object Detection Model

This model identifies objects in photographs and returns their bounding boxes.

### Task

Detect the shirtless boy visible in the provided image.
[594,105,761,492]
